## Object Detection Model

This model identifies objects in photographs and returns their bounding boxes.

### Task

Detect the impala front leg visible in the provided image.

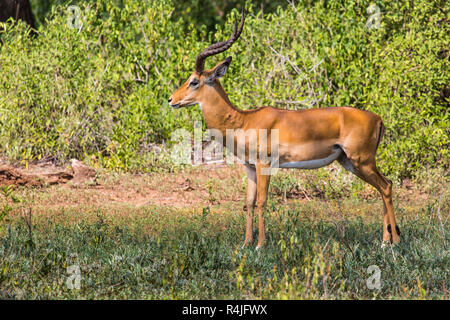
[255,162,271,249]
[243,164,257,247]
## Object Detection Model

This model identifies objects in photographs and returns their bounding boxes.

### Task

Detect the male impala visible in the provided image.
[168,9,401,248]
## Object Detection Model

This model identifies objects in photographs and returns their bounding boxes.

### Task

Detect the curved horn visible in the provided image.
[195,7,245,73]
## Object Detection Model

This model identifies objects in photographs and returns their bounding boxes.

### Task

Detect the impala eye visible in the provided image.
[189,78,199,87]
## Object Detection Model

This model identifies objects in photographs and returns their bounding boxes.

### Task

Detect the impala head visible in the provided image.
[168,8,245,109]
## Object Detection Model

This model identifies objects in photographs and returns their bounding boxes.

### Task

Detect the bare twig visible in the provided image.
[22,207,33,247]
[269,97,315,107]
[269,45,302,75]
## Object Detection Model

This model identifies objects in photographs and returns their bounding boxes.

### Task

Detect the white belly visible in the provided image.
[277,145,342,169]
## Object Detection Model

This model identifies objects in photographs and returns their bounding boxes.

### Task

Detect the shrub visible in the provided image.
[0,0,448,178]
[0,0,206,170]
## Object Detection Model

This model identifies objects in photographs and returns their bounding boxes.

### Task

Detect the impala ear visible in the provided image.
[206,56,232,84]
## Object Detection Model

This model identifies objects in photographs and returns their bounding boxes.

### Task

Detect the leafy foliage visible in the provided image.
[0,0,448,178]
[29,0,288,32]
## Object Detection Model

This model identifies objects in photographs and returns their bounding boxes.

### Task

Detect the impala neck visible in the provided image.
[198,81,245,133]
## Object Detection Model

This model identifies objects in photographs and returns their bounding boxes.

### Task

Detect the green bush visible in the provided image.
[0,0,205,170]
[214,0,449,178]
[0,0,448,178]
[30,0,289,33]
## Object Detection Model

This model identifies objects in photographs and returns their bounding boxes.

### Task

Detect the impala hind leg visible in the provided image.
[352,159,400,244]
[338,153,400,244]
[243,164,257,247]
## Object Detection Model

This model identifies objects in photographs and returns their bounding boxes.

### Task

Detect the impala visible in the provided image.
[168,9,401,248]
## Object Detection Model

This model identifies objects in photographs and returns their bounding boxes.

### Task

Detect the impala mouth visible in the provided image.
[170,102,197,109]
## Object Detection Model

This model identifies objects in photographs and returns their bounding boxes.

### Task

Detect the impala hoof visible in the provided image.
[387,224,401,236]
[391,236,401,245]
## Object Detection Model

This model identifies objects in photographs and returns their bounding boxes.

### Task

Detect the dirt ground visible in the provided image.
[0,159,441,225]
[0,160,248,214]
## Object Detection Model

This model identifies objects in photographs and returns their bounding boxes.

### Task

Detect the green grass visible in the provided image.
[0,195,447,299]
